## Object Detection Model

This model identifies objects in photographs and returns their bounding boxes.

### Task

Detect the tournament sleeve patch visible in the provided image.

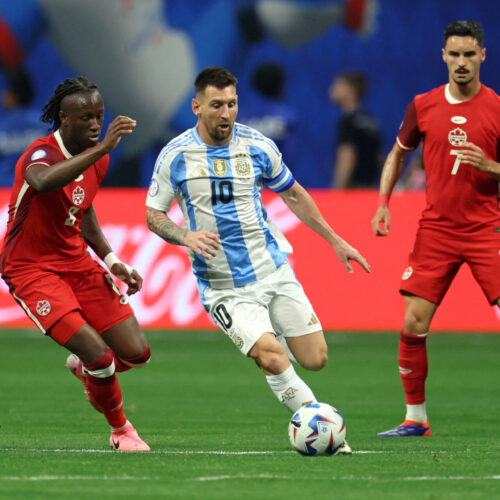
[30,149,48,161]
[148,178,160,197]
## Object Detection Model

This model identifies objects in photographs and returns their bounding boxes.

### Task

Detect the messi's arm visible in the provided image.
[278,181,370,273]
[146,206,220,259]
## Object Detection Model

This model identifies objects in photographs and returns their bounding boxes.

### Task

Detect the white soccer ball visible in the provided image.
[288,402,346,456]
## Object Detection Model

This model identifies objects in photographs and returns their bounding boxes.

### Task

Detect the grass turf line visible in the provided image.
[0,330,499,499]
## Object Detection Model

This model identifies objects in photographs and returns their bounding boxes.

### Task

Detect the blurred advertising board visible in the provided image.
[1,188,498,332]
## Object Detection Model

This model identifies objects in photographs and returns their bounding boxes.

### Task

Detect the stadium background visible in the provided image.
[0,0,499,331]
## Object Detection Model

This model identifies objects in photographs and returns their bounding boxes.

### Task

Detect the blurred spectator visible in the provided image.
[0,68,47,186]
[329,70,382,188]
[238,62,297,158]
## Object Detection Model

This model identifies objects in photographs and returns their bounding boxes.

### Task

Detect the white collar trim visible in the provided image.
[54,129,73,159]
[445,83,481,104]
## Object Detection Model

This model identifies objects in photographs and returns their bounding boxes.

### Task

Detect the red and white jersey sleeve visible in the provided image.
[396,84,500,234]
[0,132,109,275]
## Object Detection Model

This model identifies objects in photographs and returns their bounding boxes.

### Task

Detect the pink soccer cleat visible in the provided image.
[66,353,103,413]
[110,424,150,452]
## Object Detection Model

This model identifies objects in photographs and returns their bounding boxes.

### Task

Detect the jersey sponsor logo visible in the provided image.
[213,159,227,176]
[72,186,85,206]
[402,266,413,280]
[36,300,51,316]
[451,116,467,124]
[148,178,159,197]
[75,174,84,182]
[30,149,47,161]
[448,127,467,146]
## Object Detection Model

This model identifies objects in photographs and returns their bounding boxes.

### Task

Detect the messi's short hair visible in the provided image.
[194,66,238,95]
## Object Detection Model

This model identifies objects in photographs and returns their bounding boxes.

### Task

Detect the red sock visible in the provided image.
[84,350,127,430]
[113,345,151,373]
[398,330,427,405]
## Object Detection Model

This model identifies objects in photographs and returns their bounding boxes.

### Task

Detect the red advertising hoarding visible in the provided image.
[1,188,498,331]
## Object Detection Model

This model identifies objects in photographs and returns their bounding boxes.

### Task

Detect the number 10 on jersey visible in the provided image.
[211,180,234,205]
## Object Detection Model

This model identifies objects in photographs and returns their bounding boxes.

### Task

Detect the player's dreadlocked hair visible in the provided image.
[40,76,98,131]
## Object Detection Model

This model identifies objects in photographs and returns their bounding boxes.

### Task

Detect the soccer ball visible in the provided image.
[288,402,346,456]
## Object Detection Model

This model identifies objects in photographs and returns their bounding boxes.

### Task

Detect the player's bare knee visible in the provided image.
[313,349,328,371]
[404,314,429,335]
[299,349,328,371]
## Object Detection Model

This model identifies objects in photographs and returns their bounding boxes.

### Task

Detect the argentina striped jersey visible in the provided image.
[146,122,296,289]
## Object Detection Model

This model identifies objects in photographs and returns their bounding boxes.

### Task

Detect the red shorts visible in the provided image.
[400,227,500,305]
[4,258,133,340]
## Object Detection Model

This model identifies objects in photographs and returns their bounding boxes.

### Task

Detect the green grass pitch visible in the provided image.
[1,329,500,499]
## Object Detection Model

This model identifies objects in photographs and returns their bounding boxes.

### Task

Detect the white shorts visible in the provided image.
[202,262,322,355]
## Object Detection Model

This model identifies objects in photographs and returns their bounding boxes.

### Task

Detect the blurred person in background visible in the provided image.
[238,62,297,160]
[0,0,377,186]
[0,68,47,187]
[329,70,383,188]
[371,21,500,438]
[0,77,151,451]
[146,66,371,454]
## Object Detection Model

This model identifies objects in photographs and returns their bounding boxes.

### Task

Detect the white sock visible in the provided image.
[405,403,427,423]
[266,365,317,412]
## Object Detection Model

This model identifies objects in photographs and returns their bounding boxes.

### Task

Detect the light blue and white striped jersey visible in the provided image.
[146,122,296,289]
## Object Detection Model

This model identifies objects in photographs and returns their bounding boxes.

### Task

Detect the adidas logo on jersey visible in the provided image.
[307,314,319,326]
[188,165,208,178]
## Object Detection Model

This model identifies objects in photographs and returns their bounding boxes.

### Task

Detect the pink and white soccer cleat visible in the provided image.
[110,424,150,452]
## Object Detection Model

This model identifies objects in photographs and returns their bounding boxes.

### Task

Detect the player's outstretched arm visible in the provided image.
[25,116,136,193]
[278,181,370,273]
[81,205,142,295]
[371,142,409,236]
[146,207,220,260]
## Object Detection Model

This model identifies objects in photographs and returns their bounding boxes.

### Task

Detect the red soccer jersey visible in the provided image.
[397,83,500,234]
[0,131,108,275]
